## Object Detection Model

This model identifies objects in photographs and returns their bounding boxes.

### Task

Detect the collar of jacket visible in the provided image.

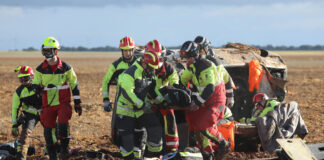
[41,57,63,70]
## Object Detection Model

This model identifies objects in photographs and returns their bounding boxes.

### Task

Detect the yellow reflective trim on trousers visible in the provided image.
[147,143,162,152]
[121,149,133,157]
[52,128,57,144]
[180,152,203,157]
[163,116,177,137]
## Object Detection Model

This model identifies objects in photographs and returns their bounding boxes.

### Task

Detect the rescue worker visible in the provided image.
[179,41,231,160]
[145,40,180,153]
[194,35,235,108]
[102,36,137,111]
[11,66,42,160]
[115,51,166,159]
[240,93,279,124]
[32,37,82,160]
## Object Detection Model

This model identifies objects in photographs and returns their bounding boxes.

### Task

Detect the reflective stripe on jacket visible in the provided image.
[11,85,42,123]
[117,62,164,118]
[32,57,81,106]
[247,99,280,123]
[102,56,136,100]
[180,57,226,106]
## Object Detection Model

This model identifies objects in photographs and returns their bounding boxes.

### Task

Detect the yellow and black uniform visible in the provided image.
[155,61,180,152]
[116,61,164,159]
[11,84,42,160]
[32,57,81,159]
[102,56,137,101]
[240,99,280,124]
[180,56,230,155]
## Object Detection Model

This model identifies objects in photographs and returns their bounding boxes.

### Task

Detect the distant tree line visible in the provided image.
[22,44,324,51]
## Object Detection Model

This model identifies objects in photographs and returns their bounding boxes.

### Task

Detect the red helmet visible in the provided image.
[143,52,159,69]
[119,36,135,50]
[145,40,162,56]
[15,65,34,78]
[252,93,269,103]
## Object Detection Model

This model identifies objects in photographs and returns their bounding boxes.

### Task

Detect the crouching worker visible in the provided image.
[240,93,279,124]
[145,40,180,153]
[115,52,166,159]
[247,93,308,153]
[11,66,42,160]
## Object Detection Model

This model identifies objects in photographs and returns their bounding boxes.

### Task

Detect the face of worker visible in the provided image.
[255,99,266,111]
[142,62,155,77]
[19,76,33,86]
[122,49,134,62]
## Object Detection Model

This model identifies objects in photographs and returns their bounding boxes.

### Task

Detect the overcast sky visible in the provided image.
[0,0,323,50]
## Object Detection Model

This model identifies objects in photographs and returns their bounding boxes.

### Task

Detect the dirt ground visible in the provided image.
[0,52,323,159]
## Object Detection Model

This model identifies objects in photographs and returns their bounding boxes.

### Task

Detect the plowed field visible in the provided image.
[0,51,323,159]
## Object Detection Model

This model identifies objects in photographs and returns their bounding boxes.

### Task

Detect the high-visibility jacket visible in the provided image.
[180,57,228,106]
[116,61,164,118]
[245,99,280,123]
[203,52,234,98]
[32,57,81,107]
[11,85,42,124]
[102,56,137,101]
[155,61,179,89]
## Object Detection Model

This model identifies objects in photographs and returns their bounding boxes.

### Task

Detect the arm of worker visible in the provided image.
[191,69,215,106]
[119,74,145,109]
[102,64,116,101]
[66,67,82,116]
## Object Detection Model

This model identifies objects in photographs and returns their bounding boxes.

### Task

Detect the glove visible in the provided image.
[142,103,153,113]
[226,97,235,108]
[187,103,199,112]
[12,126,19,137]
[239,117,246,123]
[31,84,44,94]
[103,100,112,112]
[74,104,82,116]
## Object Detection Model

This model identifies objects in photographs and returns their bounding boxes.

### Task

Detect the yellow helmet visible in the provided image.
[42,37,60,49]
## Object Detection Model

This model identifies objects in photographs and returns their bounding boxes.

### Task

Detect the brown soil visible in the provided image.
[0,52,323,159]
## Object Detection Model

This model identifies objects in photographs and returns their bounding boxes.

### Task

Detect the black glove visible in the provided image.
[103,100,112,112]
[74,104,82,116]
[31,84,43,94]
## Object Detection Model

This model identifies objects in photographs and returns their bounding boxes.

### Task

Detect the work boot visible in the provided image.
[17,129,32,160]
[47,145,58,160]
[215,139,231,160]
[59,138,70,160]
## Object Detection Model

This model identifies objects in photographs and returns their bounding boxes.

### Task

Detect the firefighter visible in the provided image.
[194,35,235,109]
[102,36,137,111]
[115,51,166,159]
[11,66,42,160]
[179,41,231,160]
[32,37,82,160]
[145,40,180,153]
[240,93,279,124]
